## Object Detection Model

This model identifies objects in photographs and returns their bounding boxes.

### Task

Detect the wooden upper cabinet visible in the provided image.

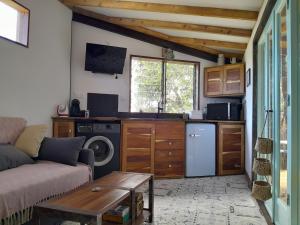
[121,121,155,174]
[204,66,224,96]
[218,123,245,175]
[204,63,245,97]
[223,64,245,95]
[53,120,75,138]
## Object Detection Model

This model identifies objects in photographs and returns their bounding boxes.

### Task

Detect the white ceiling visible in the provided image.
[75,0,265,57]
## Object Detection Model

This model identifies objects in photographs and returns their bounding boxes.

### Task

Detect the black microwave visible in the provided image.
[207,103,242,121]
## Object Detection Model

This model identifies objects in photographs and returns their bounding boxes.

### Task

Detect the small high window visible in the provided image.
[0,0,29,47]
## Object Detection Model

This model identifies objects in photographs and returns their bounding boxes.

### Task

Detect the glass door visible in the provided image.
[274,1,290,224]
[257,1,292,224]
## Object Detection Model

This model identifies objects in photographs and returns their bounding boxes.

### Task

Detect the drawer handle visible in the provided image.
[169,142,172,145]
[168,164,172,168]
[234,164,241,168]
[69,129,72,134]
[168,152,172,156]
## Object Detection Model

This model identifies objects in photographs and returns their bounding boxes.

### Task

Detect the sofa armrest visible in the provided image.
[78,149,94,177]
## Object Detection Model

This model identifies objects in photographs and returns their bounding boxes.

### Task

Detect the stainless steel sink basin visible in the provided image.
[117,112,184,119]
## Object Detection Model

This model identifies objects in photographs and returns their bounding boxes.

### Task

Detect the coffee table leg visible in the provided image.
[149,176,154,223]
[31,208,40,225]
[131,191,136,224]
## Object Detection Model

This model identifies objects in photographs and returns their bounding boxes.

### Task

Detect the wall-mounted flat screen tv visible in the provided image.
[85,43,127,74]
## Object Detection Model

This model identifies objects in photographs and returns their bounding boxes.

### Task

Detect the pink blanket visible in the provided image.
[0,161,91,220]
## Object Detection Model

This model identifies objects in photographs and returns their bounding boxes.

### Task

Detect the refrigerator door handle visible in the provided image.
[189,134,201,137]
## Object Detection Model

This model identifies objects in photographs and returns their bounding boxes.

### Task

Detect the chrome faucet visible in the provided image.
[157,101,164,114]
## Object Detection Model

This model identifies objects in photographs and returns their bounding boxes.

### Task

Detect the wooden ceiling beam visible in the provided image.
[170,37,247,50]
[63,0,258,21]
[72,12,218,62]
[98,17,252,37]
[73,7,247,51]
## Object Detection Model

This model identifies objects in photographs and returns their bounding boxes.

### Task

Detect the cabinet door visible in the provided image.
[53,121,75,137]
[223,64,245,96]
[204,67,224,97]
[218,124,245,175]
[121,122,155,173]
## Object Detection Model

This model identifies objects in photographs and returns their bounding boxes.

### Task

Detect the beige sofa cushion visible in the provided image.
[15,125,48,157]
[0,117,27,144]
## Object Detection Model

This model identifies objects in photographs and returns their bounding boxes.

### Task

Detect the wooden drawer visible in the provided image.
[155,161,184,177]
[155,122,185,140]
[155,149,184,163]
[155,139,184,150]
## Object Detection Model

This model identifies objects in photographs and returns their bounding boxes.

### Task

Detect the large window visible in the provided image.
[0,0,29,46]
[130,56,199,113]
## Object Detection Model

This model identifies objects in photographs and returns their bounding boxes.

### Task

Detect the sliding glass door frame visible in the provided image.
[287,0,300,225]
[256,0,300,224]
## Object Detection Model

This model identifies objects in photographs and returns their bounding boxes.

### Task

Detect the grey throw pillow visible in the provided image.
[0,145,34,171]
[38,137,86,166]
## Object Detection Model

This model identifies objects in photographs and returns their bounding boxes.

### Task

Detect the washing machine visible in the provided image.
[76,122,120,180]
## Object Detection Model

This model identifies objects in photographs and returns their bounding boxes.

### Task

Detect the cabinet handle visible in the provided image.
[69,129,72,134]
[168,164,172,168]
[168,152,172,156]
[234,164,241,168]
[169,142,172,145]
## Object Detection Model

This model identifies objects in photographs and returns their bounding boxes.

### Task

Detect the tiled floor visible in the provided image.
[64,175,267,225]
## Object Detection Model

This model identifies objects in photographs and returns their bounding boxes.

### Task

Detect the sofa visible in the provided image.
[0,118,94,225]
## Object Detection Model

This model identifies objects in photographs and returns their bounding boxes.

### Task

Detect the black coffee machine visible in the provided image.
[70,99,85,117]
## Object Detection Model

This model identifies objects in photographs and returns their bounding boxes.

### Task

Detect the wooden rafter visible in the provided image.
[63,0,258,21]
[126,26,243,57]
[73,8,247,51]
[170,37,247,50]
[73,8,244,59]
[91,17,252,37]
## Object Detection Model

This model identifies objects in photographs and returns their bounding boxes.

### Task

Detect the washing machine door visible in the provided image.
[84,136,114,167]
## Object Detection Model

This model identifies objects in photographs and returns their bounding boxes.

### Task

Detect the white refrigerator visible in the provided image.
[186,123,216,177]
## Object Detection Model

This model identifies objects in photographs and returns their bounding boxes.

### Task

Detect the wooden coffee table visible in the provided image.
[33,185,131,225]
[94,172,154,223]
[33,172,154,225]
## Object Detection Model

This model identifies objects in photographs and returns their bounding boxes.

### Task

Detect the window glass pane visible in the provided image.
[0,0,29,46]
[279,5,288,204]
[131,57,162,112]
[165,61,196,113]
[0,2,18,41]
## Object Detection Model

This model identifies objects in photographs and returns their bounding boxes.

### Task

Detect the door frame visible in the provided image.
[255,0,300,224]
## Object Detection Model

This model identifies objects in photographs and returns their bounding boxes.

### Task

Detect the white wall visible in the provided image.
[0,0,72,135]
[71,21,238,112]
[243,0,268,180]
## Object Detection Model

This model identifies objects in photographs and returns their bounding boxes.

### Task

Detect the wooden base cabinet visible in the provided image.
[218,123,245,175]
[53,119,75,138]
[121,121,185,178]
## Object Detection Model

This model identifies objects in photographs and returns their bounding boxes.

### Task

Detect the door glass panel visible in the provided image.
[267,30,273,185]
[279,5,288,203]
[165,61,195,113]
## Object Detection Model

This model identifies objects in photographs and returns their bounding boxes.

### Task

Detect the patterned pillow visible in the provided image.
[0,117,27,144]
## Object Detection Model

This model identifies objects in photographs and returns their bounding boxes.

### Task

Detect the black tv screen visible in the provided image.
[85,43,127,74]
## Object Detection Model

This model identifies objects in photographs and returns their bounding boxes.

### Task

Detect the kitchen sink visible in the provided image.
[117,112,184,119]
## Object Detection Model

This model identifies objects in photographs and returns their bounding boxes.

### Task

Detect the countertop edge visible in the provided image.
[52,117,246,124]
